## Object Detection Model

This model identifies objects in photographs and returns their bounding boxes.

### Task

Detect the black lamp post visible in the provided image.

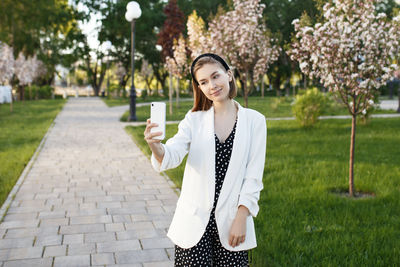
[125,1,142,121]
[103,41,112,99]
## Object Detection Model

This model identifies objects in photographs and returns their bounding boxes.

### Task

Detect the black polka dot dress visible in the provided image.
[175,118,249,266]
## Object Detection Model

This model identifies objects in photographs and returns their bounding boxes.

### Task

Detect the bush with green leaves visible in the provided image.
[292,87,328,127]
[26,85,54,100]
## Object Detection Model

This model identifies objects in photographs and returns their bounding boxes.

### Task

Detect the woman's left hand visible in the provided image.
[228,206,249,247]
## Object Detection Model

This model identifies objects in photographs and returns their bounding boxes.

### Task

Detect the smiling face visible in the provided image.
[195,63,233,103]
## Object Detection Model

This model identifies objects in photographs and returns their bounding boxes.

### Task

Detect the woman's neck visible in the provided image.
[213,99,236,117]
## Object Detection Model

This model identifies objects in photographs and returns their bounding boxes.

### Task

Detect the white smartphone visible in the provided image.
[150,102,166,140]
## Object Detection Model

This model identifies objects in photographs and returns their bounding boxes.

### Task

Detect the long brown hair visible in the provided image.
[191,56,237,112]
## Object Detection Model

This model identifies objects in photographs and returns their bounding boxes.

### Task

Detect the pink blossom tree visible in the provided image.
[165,56,177,115]
[115,62,127,97]
[289,0,400,196]
[208,0,280,107]
[165,35,188,112]
[187,10,211,60]
[0,42,15,111]
[14,52,32,100]
[171,35,188,108]
[140,59,153,96]
[0,42,15,85]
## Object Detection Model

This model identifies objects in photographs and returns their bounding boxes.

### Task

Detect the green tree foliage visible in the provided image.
[260,0,319,94]
[0,0,84,85]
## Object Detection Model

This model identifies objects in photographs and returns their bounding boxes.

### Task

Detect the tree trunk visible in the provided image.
[244,73,249,108]
[169,73,173,115]
[176,77,180,108]
[349,111,356,197]
[397,87,400,113]
[261,77,265,98]
[285,78,290,96]
[275,72,281,97]
[10,90,13,112]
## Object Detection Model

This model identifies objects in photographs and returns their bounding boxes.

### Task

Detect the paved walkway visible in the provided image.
[0,98,176,267]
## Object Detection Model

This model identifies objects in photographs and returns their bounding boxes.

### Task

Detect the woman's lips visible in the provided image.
[212,89,221,95]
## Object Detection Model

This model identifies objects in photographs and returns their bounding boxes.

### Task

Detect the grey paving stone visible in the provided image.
[67,243,96,256]
[84,232,116,243]
[43,245,67,257]
[70,215,112,225]
[0,237,34,249]
[3,247,43,261]
[140,238,174,249]
[0,220,40,229]
[115,249,169,264]
[4,226,58,239]
[97,240,141,253]
[91,253,115,265]
[116,229,164,240]
[67,208,107,217]
[54,255,90,267]
[152,220,171,229]
[105,264,142,267]
[112,215,132,223]
[40,218,69,227]
[124,221,154,231]
[142,261,174,267]
[2,213,38,222]
[38,211,66,219]
[62,234,83,244]
[60,224,104,235]
[166,248,174,260]
[2,258,53,267]
[105,223,125,232]
[34,235,62,246]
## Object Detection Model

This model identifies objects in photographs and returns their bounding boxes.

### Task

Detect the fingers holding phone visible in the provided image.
[144,119,163,144]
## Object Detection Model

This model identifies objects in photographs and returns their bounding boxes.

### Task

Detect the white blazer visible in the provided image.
[151,100,267,251]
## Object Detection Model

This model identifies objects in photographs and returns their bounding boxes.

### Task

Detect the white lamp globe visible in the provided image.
[126,1,142,21]
[127,1,140,11]
[125,11,134,22]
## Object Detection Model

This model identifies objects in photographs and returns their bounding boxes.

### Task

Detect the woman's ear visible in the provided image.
[227,70,233,82]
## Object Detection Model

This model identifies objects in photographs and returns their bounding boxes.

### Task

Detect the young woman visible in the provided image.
[144,53,266,266]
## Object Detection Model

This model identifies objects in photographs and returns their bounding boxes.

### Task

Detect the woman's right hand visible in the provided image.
[144,119,165,165]
[144,119,163,146]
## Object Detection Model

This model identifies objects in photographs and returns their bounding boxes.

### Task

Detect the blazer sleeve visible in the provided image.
[151,111,192,172]
[237,114,267,217]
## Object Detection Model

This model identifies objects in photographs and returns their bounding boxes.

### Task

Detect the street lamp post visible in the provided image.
[103,41,112,99]
[125,1,142,121]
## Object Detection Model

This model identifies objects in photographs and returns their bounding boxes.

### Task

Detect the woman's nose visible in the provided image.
[209,79,217,89]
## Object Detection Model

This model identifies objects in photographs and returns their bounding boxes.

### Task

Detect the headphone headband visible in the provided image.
[190,53,230,85]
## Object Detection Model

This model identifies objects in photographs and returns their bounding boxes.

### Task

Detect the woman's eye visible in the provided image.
[213,75,219,79]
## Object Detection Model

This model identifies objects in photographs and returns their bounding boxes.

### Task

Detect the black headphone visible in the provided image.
[190,53,230,85]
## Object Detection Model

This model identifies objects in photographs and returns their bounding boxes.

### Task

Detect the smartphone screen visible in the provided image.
[150,102,166,140]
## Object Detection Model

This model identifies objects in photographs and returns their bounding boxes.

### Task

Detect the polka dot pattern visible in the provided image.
[175,118,249,266]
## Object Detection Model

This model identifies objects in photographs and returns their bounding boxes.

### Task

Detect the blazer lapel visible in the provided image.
[204,105,216,210]
[216,100,248,209]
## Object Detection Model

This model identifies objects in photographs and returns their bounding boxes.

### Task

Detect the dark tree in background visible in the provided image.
[157,0,186,62]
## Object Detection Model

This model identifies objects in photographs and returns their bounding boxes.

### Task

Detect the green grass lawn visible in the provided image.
[120,96,396,122]
[125,117,400,266]
[0,99,66,207]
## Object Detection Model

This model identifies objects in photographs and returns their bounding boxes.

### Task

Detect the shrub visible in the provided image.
[292,87,328,127]
[26,85,54,100]
[37,85,54,99]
